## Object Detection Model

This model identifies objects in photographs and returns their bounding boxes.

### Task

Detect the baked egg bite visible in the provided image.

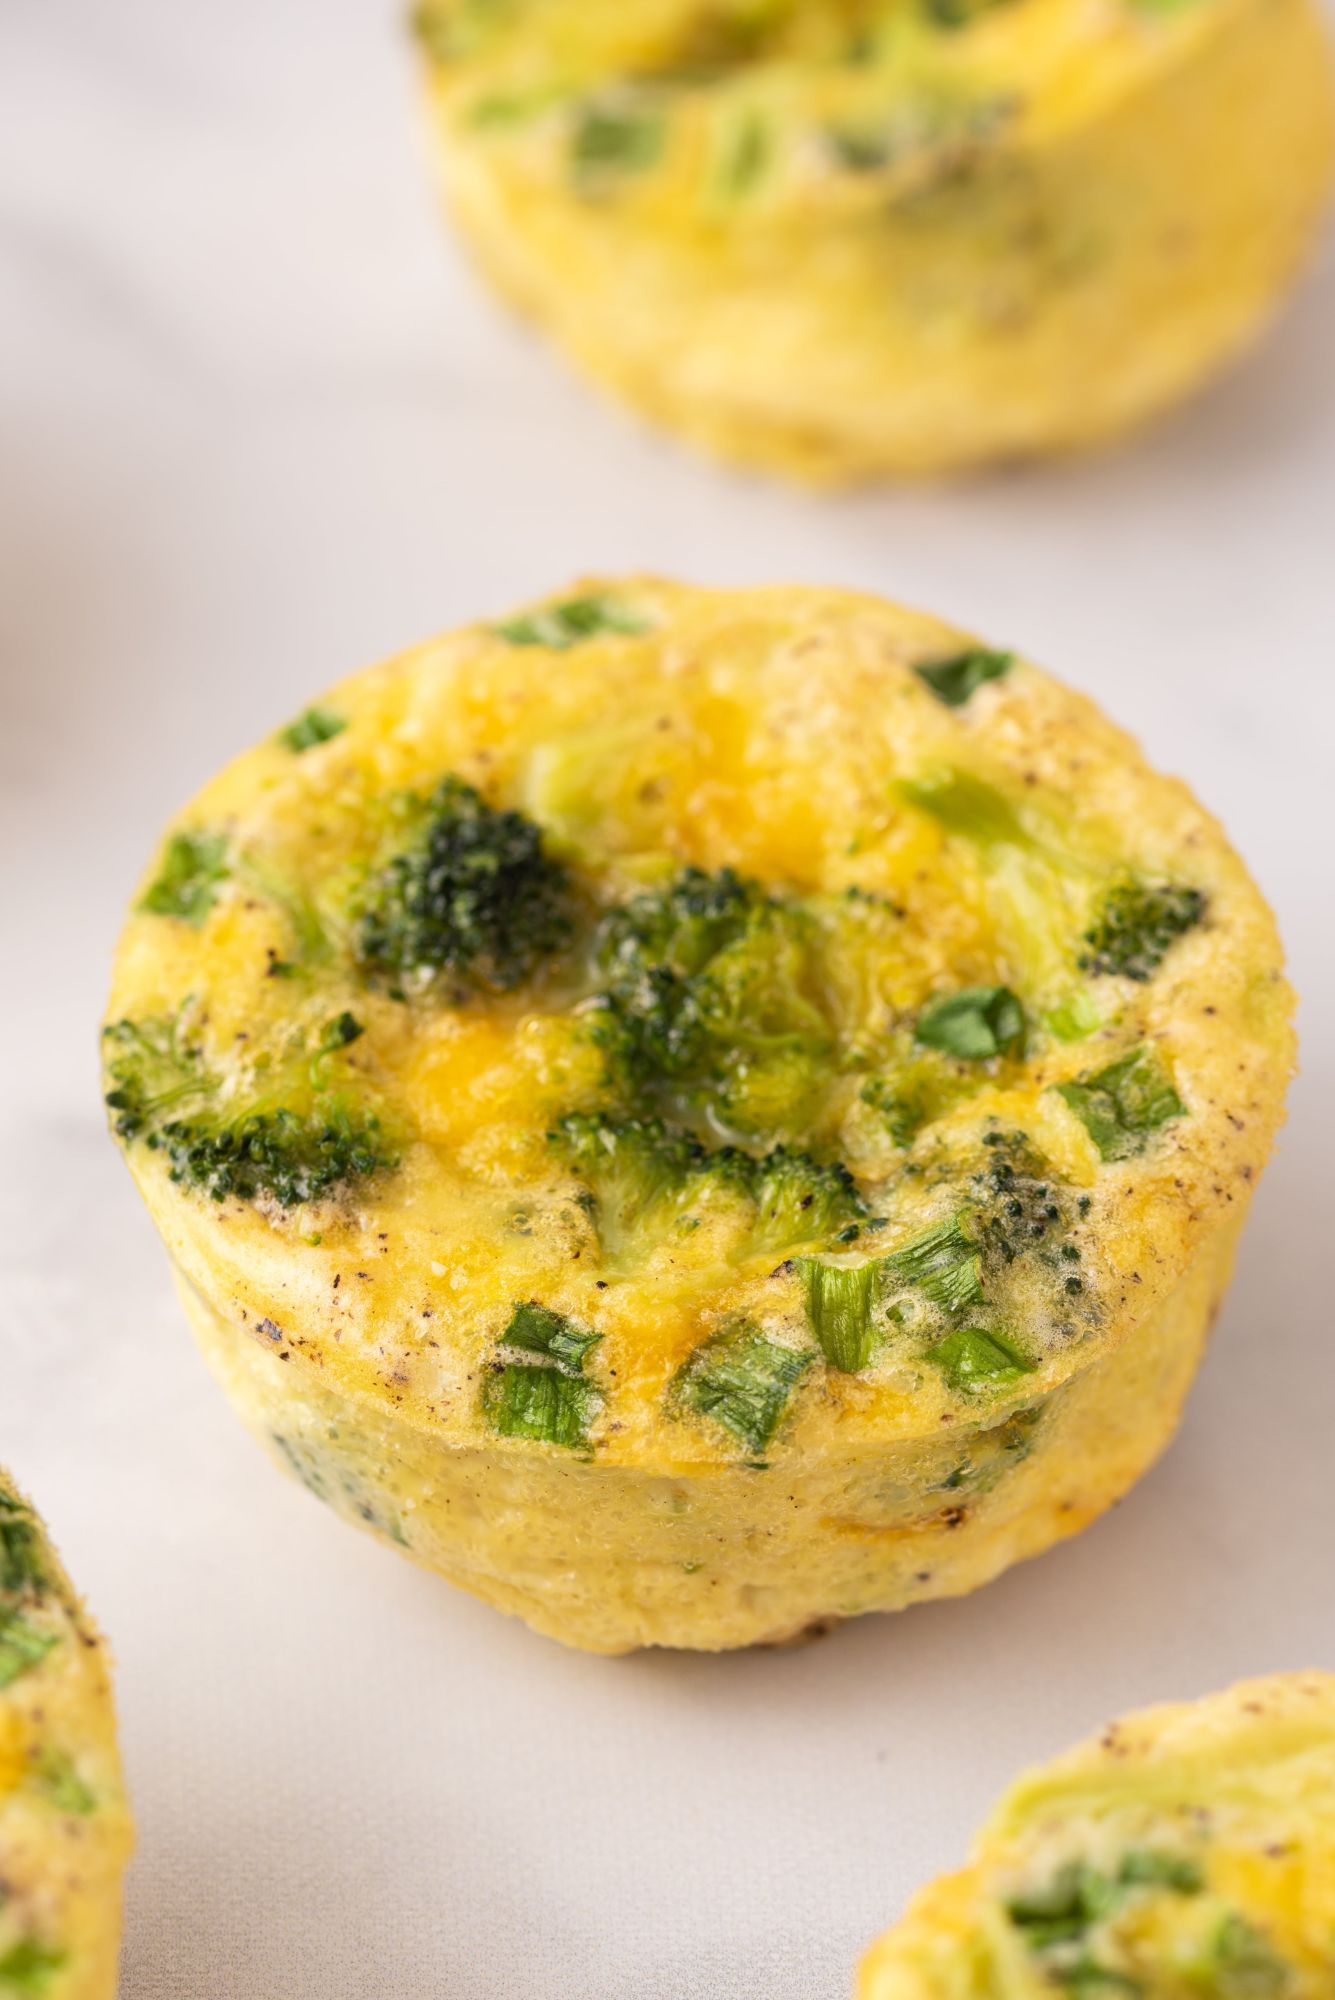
[0,1472,132,2000]
[411,0,1334,482]
[858,1671,1335,2000]
[103,579,1291,1653]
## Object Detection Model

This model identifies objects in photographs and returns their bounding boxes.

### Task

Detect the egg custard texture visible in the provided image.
[0,1474,132,2000]
[103,580,1291,1653]
[858,1672,1335,2000]
[412,0,1334,482]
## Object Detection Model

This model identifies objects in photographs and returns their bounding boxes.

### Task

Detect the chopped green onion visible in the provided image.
[794,1258,882,1373]
[887,1215,984,1313]
[674,1325,811,1456]
[916,985,1025,1061]
[914,648,1013,706]
[900,770,1029,848]
[278,705,347,753]
[495,594,649,649]
[501,1300,601,1373]
[482,1365,600,1450]
[932,1326,1032,1394]
[1054,1046,1184,1160]
[571,107,664,188]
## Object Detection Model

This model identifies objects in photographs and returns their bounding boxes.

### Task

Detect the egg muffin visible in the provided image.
[858,1671,1335,2000]
[0,1473,132,2000]
[103,579,1291,1653]
[411,0,1334,482]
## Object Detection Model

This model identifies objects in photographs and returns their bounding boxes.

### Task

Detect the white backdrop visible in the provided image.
[2,5,1333,1995]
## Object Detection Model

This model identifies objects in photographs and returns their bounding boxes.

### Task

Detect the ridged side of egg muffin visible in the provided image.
[412,0,1334,482]
[103,579,1292,1652]
[858,1671,1335,2000]
[0,1473,132,2000]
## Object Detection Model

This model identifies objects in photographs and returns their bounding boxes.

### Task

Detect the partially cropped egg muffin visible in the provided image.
[0,1473,132,2000]
[858,1671,1335,2000]
[104,579,1291,1653]
[411,0,1334,482]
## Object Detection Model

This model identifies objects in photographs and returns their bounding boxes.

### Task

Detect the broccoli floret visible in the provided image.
[972,1131,1078,1275]
[357,776,573,994]
[1079,879,1207,982]
[742,1145,867,1259]
[0,1487,45,1598]
[139,830,229,926]
[550,1113,867,1271]
[550,1111,748,1268]
[102,1015,217,1140]
[594,868,833,1141]
[104,1013,397,1207]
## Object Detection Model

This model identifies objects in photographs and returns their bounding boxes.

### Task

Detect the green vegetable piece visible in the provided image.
[138,830,229,926]
[900,770,1029,848]
[278,705,347,753]
[0,1941,67,1998]
[1055,1963,1143,1993]
[1118,1849,1203,1893]
[1044,991,1102,1044]
[1079,880,1206,982]
[933,1325,1032,1394]
[496,593,649,649]
[794,1258,882,1373]
[0,1610,57,1689]
[551,1112,737,1267]
[32,1748,95,1816]
[674,1326,812,1456]
[482,1365,600,1449]
[914,648,1014,707]
[501,1301,601,1373]
[923,0,1019,26]
[571,106,664,186]
[916,985,1025,1061]
[1007,1860,1121,1945]
[104,1012,397,1205]
[1054,1046,1184,1161]
[319,1011,363,1052]
[887,1215,984,1313]
[744,1146,867,1259]
[1202,1914,1289,1998]
[358,774,572,992]
[0,1490,45,1597]
[103,1014,216,1141]
[717,111,771,196]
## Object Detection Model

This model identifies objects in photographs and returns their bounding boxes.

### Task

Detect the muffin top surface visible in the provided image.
[0,1472,129,1991]
[416,0,1226,210]
[104,580,1290,1463]
[861,1673,1335,2000]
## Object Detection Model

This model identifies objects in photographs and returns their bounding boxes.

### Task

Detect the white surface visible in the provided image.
[2,4,1334,1995]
